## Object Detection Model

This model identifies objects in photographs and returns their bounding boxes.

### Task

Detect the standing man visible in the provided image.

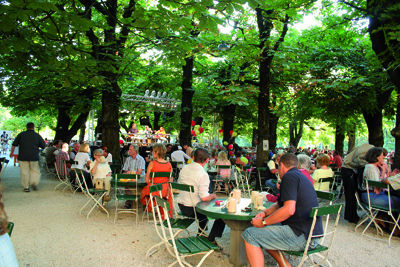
[177,148,225,244]
[10,122,46,192]
[242,153,322,267]
[341,143,374,223]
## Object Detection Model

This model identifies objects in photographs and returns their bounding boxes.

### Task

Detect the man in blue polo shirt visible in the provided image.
[10,122,46,192]
[242,153,322,266]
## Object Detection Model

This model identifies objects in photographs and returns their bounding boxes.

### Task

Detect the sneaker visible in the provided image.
[24,188,30,192]
[31,184,38,191]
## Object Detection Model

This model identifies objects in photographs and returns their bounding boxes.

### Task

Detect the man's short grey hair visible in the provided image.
[93,149,104,156]
[129,144,139,152]
[297,154,312,170]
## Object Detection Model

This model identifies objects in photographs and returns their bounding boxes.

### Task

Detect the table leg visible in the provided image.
[224,220,251,267]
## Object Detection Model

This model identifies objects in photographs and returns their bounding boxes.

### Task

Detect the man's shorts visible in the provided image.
[242,224,308,251]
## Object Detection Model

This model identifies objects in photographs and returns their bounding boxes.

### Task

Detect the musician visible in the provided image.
[128,123,138,134]
[155,127,167,142]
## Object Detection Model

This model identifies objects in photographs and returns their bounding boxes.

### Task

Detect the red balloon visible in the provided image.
[228,144,233,150]
[219,129,223,133]
[229,151,234,156]
[229,130,233,136]
[191,120,196,127]
[198,127,204,133]
[191,130,196,136]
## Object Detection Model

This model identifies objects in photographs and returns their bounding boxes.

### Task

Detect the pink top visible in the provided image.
[216,160,231,178]
[299,169,314,185]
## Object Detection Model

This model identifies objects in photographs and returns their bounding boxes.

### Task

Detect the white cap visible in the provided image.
[178,146,182,150]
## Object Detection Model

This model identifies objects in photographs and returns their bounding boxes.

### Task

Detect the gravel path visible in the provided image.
[1,158,399,267]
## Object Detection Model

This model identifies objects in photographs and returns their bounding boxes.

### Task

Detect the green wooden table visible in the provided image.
[196,198,273,267]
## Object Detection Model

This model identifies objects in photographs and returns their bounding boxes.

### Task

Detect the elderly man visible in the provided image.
[122,144,146,209]
[242,153,322,267]
[177,148,225,244]
[10,122,46,192]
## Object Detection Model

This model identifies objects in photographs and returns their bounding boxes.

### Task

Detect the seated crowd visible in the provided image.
[34,136,400,266]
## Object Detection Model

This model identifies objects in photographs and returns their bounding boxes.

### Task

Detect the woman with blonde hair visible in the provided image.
[140,144,173,218]
[216,151,231,192]
[71,143,93,189]
[312,153,334,191]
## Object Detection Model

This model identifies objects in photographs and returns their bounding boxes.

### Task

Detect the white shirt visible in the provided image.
[71,152,91,172]
[90,161,111,179]
[106,153,112,164]
[122,154,146,180]
[171,150,191,168]
[177,162,210,207]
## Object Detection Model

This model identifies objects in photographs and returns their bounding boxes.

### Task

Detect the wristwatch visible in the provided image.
[262,220,267,226]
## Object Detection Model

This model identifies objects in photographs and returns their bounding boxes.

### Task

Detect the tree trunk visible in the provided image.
[363,111,384,147]
[222,104,236,144]
[252,128,258,147]
[179,57,195,146]
[79,123,86,143]
[255,9,289,167]
[334,122,345,156]
[269,110,279,152]
[347,127,356,153]
[391,93,400,169]
[54,105,89,143]
[54,106,72,142]
[367,0,400,166]
[102,79,121,163]
[153,111,161,131]
[289,120,303,148]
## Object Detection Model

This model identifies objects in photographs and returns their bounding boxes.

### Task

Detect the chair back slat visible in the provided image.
[316,190,335,201]
[115,173,141,180]
[310,204,343,217]
[154,195,171,211]
[151,171,173,178]
[366,180,388,189]
[319,177,334,183]
[150,183,163,193]
[216,165,231,169]
[170,182,194,192]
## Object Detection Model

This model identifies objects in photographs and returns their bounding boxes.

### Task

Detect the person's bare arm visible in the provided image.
[252,200,296,228]
[201,194,217,202]
[255,203,280,218]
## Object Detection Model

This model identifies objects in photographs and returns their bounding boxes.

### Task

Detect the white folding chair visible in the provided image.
[151,195,218,267]
[142,171,173,222]
[0,158,9,182]
[280,204,343,267]
[356,179,400,246]
[54,160,73,192]
[75,168,109,219]
[114,173,140,225]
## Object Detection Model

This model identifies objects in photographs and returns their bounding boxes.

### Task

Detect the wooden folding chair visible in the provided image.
[114,173,141,225]
[75,168,109,219]
[151,195,218,267]
[280,204,343,267]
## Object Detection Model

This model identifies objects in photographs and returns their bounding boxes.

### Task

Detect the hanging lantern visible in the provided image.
[228,144,233,150]
[223,141,228,146]
[198,127,204,133]
[219,129,223,133]
[232,132,237,137]
[229,151,234,156]
[191,130,196,136]
[191,120,196,127]
[229,130,233,136]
